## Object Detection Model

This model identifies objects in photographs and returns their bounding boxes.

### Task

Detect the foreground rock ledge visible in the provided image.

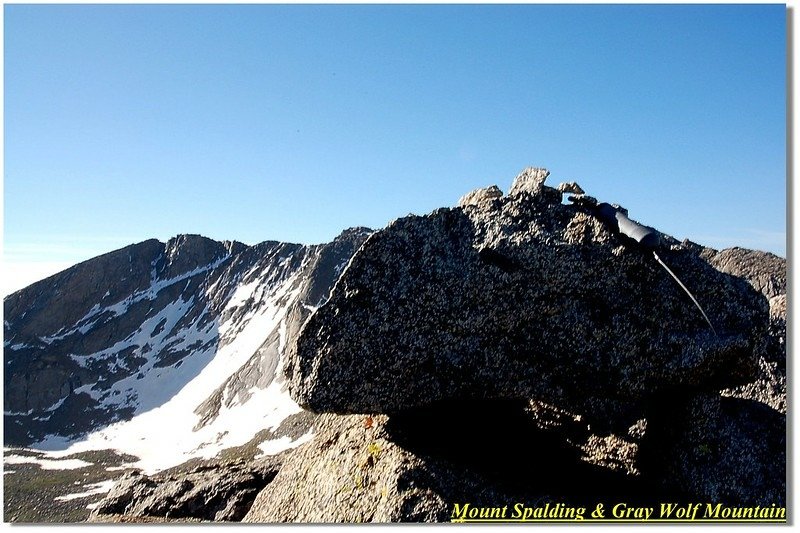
[243,404,650,523]
[90,455,285,522]
[243,395,784,523]
[285,167,768,429]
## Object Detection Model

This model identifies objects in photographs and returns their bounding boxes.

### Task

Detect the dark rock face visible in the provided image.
[91,455,285,522]
[286,168,767,431]
[4,239,166,340]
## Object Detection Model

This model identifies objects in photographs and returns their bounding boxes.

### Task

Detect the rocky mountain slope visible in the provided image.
[4,228,371,472]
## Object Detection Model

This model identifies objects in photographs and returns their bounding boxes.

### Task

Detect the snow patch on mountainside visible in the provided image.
[257,430,314,457]
[30,268,308,474]
[67,296,217,416]
[55,480,116,502]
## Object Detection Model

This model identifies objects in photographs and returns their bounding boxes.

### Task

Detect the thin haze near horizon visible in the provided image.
[3,4,786,295]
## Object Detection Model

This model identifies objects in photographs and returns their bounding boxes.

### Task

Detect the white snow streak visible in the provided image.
[4,409,34,417]
[257,430,314,457]
[54,480,116,502]
[8,343,32,350]
[4,455,92,470]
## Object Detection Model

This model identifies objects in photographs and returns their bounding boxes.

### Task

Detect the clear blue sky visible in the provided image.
[3,4,786,293]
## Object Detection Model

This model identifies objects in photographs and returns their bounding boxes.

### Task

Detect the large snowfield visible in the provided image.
[13,255,318,475]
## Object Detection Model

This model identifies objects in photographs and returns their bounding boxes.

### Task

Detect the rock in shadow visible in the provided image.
[384,398,662,508]
[639,393,785,506]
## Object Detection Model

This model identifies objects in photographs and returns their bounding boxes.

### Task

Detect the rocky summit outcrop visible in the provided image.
[457,185,503,208]
[244,167,783,522]
[286,167,768,431]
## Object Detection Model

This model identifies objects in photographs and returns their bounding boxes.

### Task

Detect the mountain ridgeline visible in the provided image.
[4,228,372,453]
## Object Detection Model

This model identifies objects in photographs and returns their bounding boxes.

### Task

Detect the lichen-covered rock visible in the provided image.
[285,169,768,430]
[722,355,786,414]
[243,413,459,522]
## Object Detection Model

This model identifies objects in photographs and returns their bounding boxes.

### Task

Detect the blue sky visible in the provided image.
[3,4,786,293]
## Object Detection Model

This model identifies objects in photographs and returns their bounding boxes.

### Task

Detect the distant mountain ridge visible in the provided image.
[4,228,372,471]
